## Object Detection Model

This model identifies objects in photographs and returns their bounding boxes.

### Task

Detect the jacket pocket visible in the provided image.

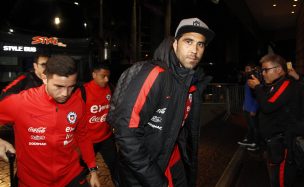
[266,134,285,164]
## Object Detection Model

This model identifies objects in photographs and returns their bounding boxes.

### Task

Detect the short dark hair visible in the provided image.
[45,55,77,77]
[92,62,110,72]
[33,53,50,64]
[245,63,256,69]
[260,54,287,73]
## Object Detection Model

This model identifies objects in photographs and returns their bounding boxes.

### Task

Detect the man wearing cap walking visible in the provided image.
[107,18,214,187]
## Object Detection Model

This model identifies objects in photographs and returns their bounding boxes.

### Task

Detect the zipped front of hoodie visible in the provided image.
[162,72,195,171]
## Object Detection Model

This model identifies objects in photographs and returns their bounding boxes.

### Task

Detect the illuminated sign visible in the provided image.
[32,36,67,47]
[3,46,37,52]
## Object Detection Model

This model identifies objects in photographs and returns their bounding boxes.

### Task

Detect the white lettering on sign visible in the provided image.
[3,45,36,52]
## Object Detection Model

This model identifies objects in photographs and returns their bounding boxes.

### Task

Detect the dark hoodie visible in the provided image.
[108,37,212,187]
[153,37,212,89]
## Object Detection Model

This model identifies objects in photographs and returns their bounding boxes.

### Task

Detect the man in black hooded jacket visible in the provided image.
[0,54,49,99]
[107,18,214,187]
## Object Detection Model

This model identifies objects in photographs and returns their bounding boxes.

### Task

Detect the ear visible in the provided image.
[92,72,96,79]
[42,74,47,84]
[173,39,178,53]
[277,66,283,73]
[33,63,38,71]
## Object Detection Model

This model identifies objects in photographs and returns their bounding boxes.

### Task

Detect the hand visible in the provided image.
[89,171,100,187]
[247,75,261,89]
[0,138,16,162]
[288,67,300,80]
[249,112,256,116]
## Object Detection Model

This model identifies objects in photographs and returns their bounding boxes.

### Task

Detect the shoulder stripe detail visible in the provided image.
[268,80,290,103]
[2,75,27,92]
[129,66,164,128]
[189,85,197,92]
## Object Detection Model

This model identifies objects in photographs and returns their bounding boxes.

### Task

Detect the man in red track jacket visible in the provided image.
[0,55,100,187]
[83,63,119,186]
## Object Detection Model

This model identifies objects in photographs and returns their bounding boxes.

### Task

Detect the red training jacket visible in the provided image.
[83,80,112,143]
[0,85,96,187]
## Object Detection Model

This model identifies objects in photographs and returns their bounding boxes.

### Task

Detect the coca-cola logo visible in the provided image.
[28,127,46,134]
[89,114,107,123]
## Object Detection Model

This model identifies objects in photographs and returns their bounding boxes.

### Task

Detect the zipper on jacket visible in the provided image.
[164,89,189,168]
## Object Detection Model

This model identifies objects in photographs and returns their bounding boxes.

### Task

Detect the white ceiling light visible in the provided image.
[54,17,61,25]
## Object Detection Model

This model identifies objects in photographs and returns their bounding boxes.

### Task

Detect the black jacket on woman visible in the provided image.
[107,37,211,187]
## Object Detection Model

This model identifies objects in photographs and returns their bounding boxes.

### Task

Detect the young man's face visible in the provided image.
[92,69,110,88]
[33,56,49,79]
[43,74,77,103]
[173,32,206,70]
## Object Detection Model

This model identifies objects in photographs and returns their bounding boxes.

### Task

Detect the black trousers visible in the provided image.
[244,111,259,144]
[169,160,188,187]
[266,134,298,187]
[66,169,90,187]
[93,136,119,186]
[117,159,188,187]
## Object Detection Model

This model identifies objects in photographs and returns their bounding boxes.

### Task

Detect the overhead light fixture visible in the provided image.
[293,0,298,1]
[291,11,295,14]
[209,0,220,4]
[8,28,14,34]
[84,22,87,28]
[54,17,61,25]
[74,2,79,6]
[273,4,277,7]
[293,4,297,7]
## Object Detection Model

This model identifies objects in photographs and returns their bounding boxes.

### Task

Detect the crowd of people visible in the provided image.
[0,17,215,187]
[0,17,303,187]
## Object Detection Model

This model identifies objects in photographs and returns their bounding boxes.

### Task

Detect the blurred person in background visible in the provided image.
[0,53,49,99]
[238,63,260,151]
[82,63,119,186]
[247,54,302,187]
